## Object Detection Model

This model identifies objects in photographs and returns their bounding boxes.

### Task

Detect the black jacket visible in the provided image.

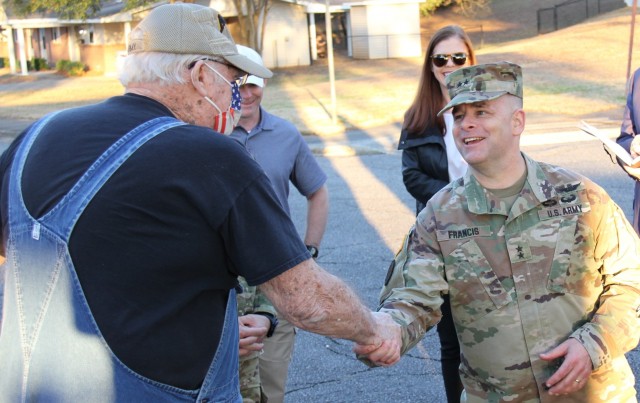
[398,124,450,215]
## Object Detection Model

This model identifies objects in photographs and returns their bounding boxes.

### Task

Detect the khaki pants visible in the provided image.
[258,318,296,403]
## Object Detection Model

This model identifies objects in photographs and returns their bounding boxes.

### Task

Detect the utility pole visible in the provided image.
[627,0,638,80]
[325,0,337,125]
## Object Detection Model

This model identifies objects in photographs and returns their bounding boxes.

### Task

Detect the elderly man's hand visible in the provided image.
[353,312,402,367]
[238,314,270,357]
[540,338,592,397]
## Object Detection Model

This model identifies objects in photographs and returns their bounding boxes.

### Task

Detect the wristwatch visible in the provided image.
[306,244,319,259]
[256,312,279,337]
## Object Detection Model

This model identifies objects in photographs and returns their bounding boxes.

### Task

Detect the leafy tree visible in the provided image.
[6,0,102,19]
[420,0,489,17]
[4,0,193,20]
[5,0,269,53]
[456,0,489,16]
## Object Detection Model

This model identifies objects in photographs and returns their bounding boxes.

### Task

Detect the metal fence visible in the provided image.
[348,34,422,59]
[537,0,627,34]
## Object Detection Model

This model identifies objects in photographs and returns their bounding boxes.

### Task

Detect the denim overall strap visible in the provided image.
[6,111,64,228]
[0,111,61,327]
[0,115,240,402]
[197,287,241,402]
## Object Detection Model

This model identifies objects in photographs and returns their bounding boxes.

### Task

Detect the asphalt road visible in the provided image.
[284,128,639,402]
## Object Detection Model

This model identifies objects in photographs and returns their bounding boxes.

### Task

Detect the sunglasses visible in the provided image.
[431,53,467,68]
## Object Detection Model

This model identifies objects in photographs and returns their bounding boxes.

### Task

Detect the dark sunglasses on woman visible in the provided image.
[431,53,467,68]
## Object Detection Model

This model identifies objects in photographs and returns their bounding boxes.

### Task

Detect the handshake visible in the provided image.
[353,311,403,367]
[239,309,403,367]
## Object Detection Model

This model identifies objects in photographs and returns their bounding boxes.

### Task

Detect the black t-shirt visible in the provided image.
[0,94,309,389]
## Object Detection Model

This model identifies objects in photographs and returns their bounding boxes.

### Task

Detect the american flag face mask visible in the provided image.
[204,64,243,135]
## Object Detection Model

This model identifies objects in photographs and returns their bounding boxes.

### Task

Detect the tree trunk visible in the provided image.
[258,0,271,55]
[229,0,270,55]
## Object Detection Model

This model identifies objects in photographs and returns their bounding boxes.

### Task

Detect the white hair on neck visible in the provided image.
[118,52,222,87]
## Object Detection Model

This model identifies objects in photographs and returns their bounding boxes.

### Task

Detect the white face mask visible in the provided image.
[203,64,243,135]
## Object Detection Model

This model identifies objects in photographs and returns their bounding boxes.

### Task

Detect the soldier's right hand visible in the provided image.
[353,312,401,367]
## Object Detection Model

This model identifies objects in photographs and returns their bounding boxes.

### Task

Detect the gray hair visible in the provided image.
[118,52,224,87]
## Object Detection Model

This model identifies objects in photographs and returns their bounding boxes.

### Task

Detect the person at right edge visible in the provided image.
[617,66,640,235]
[357,61,640,402]
[397,25,476,403]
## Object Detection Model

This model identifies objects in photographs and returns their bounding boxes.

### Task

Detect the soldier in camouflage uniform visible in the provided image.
[356,62,640,402]
[237,276,278,403]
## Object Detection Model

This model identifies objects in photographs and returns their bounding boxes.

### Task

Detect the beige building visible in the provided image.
[0,1,147,75]
[0,0,424,75]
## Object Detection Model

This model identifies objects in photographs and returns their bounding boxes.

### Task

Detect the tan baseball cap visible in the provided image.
[128,3,273,79]
[438,62,522,116]
[236,45,266,87]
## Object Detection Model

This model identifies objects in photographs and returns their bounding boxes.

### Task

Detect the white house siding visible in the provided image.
[207,0,310,68]
[262,2,310,68]
[207,0,238,16]
[349,6,369,59]
[351,2,421,60]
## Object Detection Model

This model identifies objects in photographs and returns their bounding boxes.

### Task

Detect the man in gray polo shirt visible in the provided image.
[231,45,329,403]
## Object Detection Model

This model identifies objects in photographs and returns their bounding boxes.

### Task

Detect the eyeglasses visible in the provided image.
[431,53,467,68]
[188,58,248,86]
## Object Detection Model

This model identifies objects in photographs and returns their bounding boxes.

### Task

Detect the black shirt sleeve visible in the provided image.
[221,171,310,286]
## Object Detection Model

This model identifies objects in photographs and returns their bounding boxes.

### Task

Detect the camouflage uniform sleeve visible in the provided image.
[237,276,277,317]
[378,209,448,356]
[569,198,640,370]
[237,276,255,316]
[252,285,276,317]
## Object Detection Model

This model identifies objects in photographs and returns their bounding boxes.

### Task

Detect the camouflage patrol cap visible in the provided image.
[438,62,522,116]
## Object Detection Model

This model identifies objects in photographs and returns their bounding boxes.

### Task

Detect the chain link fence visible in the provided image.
[537,0,626,34]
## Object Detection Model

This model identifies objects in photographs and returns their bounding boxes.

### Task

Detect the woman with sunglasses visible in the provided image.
[397,25,476,403]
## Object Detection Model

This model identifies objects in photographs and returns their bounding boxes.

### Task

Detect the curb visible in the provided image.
[308,126,621,157]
